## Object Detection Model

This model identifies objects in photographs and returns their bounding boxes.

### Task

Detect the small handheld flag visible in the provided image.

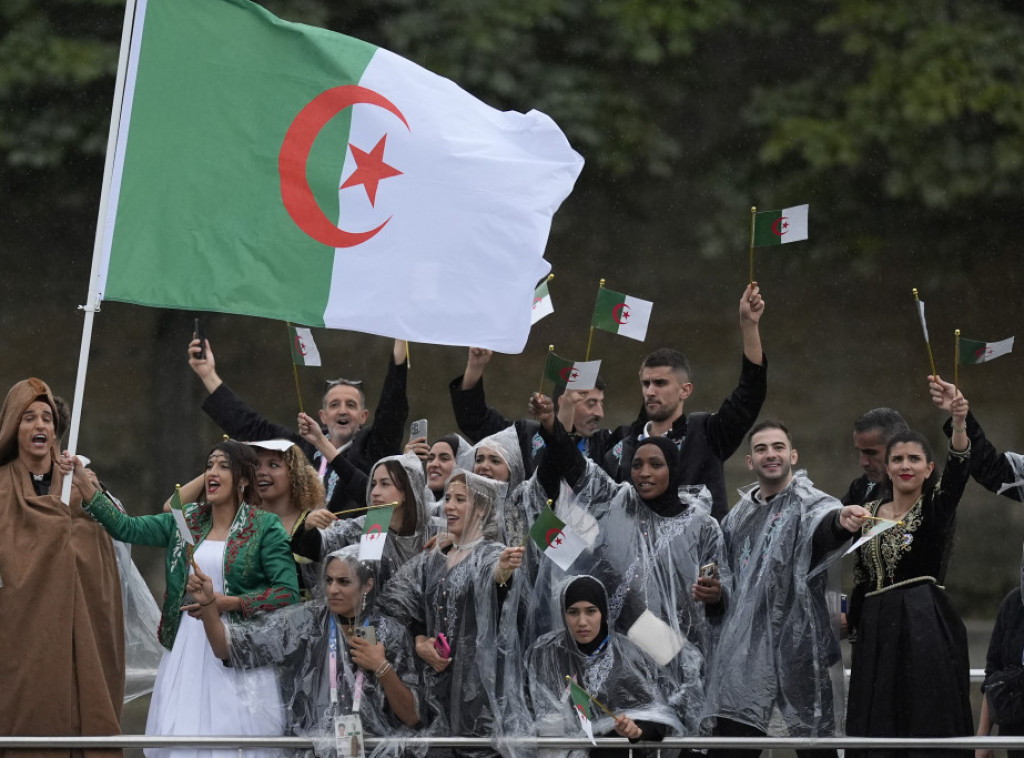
[542,350,601,392]
[592,288,652,342]
[531,275,555,326]
[359,504,395,560]
[170,485,195,547]
[752,204,809,247]
[529,504,586,571]
[958,335,1014,365]
[911,289,938,378]
[567,678,597,745]
[289,325,322,367]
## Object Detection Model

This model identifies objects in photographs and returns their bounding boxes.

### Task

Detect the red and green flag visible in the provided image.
[289,326,322,367]
[359,505,394,560]
[543,352,601,391]
[568,678,596,745]
[169,485,195,547]
[752,204,809,246]
[592,288,652,342]
[531,280,554,326]
[93,0,582,353]
[528,505,586,571]
[959,336,1014,365]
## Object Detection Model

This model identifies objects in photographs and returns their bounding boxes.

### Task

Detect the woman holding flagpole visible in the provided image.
[64,439,300,758]
[510,575,681,758]
[187,545,422,757]
[377,469,524,758]
[293,442,436,589]
[845,382,976,757]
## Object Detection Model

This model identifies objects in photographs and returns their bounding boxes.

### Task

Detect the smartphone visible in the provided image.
[355,625,377,645]
[434,632,451,659]
[193,317,206,359]
[410,418,428,441]
[699,562,717,579]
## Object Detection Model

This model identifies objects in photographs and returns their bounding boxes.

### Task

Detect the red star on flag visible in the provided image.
[340,134,403,206]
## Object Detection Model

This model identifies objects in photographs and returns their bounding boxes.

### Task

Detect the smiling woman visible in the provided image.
[0,378,125,756]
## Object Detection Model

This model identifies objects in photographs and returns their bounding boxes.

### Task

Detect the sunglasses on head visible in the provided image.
[324,378,364,392]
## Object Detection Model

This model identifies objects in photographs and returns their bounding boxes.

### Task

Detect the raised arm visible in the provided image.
[739,281,764,367]
[529,393,586,500]
[449,347,516,444]
[358,339,410,467]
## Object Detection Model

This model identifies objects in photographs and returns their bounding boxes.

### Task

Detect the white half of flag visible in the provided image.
[845,519,901,556]
[171,507,195,546]
[916,299,929,344]
[541,526,586,571]
[531,283,554,325]
[778,204,808,243]
[616,295,653,341]
[294,327,322,366]
[566,359,601,391]
[975,336,1014,363]
[359,529,388,561]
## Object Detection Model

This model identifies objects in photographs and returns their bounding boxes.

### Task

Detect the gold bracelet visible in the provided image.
[374,660,393,679]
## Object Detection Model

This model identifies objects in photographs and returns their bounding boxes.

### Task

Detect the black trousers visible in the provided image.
[708,717,838,758]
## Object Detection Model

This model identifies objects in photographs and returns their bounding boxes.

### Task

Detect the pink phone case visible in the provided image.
[434,633,451,658]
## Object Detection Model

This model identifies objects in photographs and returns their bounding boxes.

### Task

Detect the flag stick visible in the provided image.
[585,279,605,362]
[61,0,139,506]
[330,501,399,518]
[539,345,554,395]
[862,514,904,526]
[954,328,960,399]
[286,322,306,414]
[565,676,616,718]
[748,206,757,284]
[911,288,938,378]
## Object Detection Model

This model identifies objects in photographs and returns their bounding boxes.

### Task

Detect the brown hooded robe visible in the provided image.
[0,378,124,758]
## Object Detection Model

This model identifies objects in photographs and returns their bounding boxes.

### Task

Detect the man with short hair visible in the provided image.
[189,337,408,512]
[448,346,619,476]
[841,407,909,506]
[603,283,767,521]
[705,421,868,758]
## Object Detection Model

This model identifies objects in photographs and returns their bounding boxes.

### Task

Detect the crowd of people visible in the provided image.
[5,282,1024,758]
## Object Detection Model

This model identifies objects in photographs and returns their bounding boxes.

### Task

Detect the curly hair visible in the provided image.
[280,445,326,511]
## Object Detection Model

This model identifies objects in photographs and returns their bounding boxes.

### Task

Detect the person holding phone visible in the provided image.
[65,439,300,758]
[378,469,525,758]
[187,545,422,755]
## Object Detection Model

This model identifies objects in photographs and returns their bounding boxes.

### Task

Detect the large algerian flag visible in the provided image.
[528,505,586,571]
[567,679,596,745]
[592,287,652,341]
[95,0,583,353]
[289,325,322,367]
[543,351,601,391]
[959,335,1014,365]
[358,505,394,561]
[752,204,809,246]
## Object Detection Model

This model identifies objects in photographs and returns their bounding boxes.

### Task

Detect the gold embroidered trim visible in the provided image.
[865,575,939,597]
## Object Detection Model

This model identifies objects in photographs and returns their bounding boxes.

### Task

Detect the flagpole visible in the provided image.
[748,206,757,284]
[911,288,938,379]
[539,345,554,395]
[61,0,139,506]
[286,322,305,414]
[329,501,399,518]
[585,279,604,361]
[954,329,960,399]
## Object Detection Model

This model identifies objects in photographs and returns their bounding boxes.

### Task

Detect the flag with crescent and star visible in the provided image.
[567,678,597,745]
[752,204,809,246]
[359,506,394,561]
[528,505,586,571]
[543,351,601,392]
[93,0,583,353]
[289,325,322,367]
[592,288,652,341]
[958,335,1014,365]
[531,279,554,326]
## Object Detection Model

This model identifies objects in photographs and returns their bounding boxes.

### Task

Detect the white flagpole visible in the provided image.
[61,0,139,504]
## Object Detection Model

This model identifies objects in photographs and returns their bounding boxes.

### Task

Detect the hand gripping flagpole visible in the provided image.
[911,288,938,380]
[748,206,757,284]
[585,279,605,362]
[61,0,139,505]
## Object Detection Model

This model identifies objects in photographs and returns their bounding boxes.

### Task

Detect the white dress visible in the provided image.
[145,540,285,758]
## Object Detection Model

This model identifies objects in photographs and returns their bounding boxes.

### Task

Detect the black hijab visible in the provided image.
[564,575,610,656]
[632,436,684,517]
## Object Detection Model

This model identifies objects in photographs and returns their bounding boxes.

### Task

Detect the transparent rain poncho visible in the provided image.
[226,546,422,758]
[467,427,526,504]
[310,453,436,593]
[502,575,683,758]
[377,469,511,758]
[703,471,845,738]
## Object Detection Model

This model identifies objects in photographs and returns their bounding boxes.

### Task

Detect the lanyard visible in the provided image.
[329,615,367,713]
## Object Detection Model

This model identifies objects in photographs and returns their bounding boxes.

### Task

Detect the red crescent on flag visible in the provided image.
[366,524,383,539]
[771,216,788,237]
[545,527,565,548]
[279,86,410,248]
[294,335,308,356]
[612,302,630,324]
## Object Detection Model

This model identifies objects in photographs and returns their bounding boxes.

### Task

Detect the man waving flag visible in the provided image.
[94,0,583,353]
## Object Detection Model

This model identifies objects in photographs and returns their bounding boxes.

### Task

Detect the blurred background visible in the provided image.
[4,0,1024,739]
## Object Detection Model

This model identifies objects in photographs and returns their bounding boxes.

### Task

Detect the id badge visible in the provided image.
[333,713,365,758]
